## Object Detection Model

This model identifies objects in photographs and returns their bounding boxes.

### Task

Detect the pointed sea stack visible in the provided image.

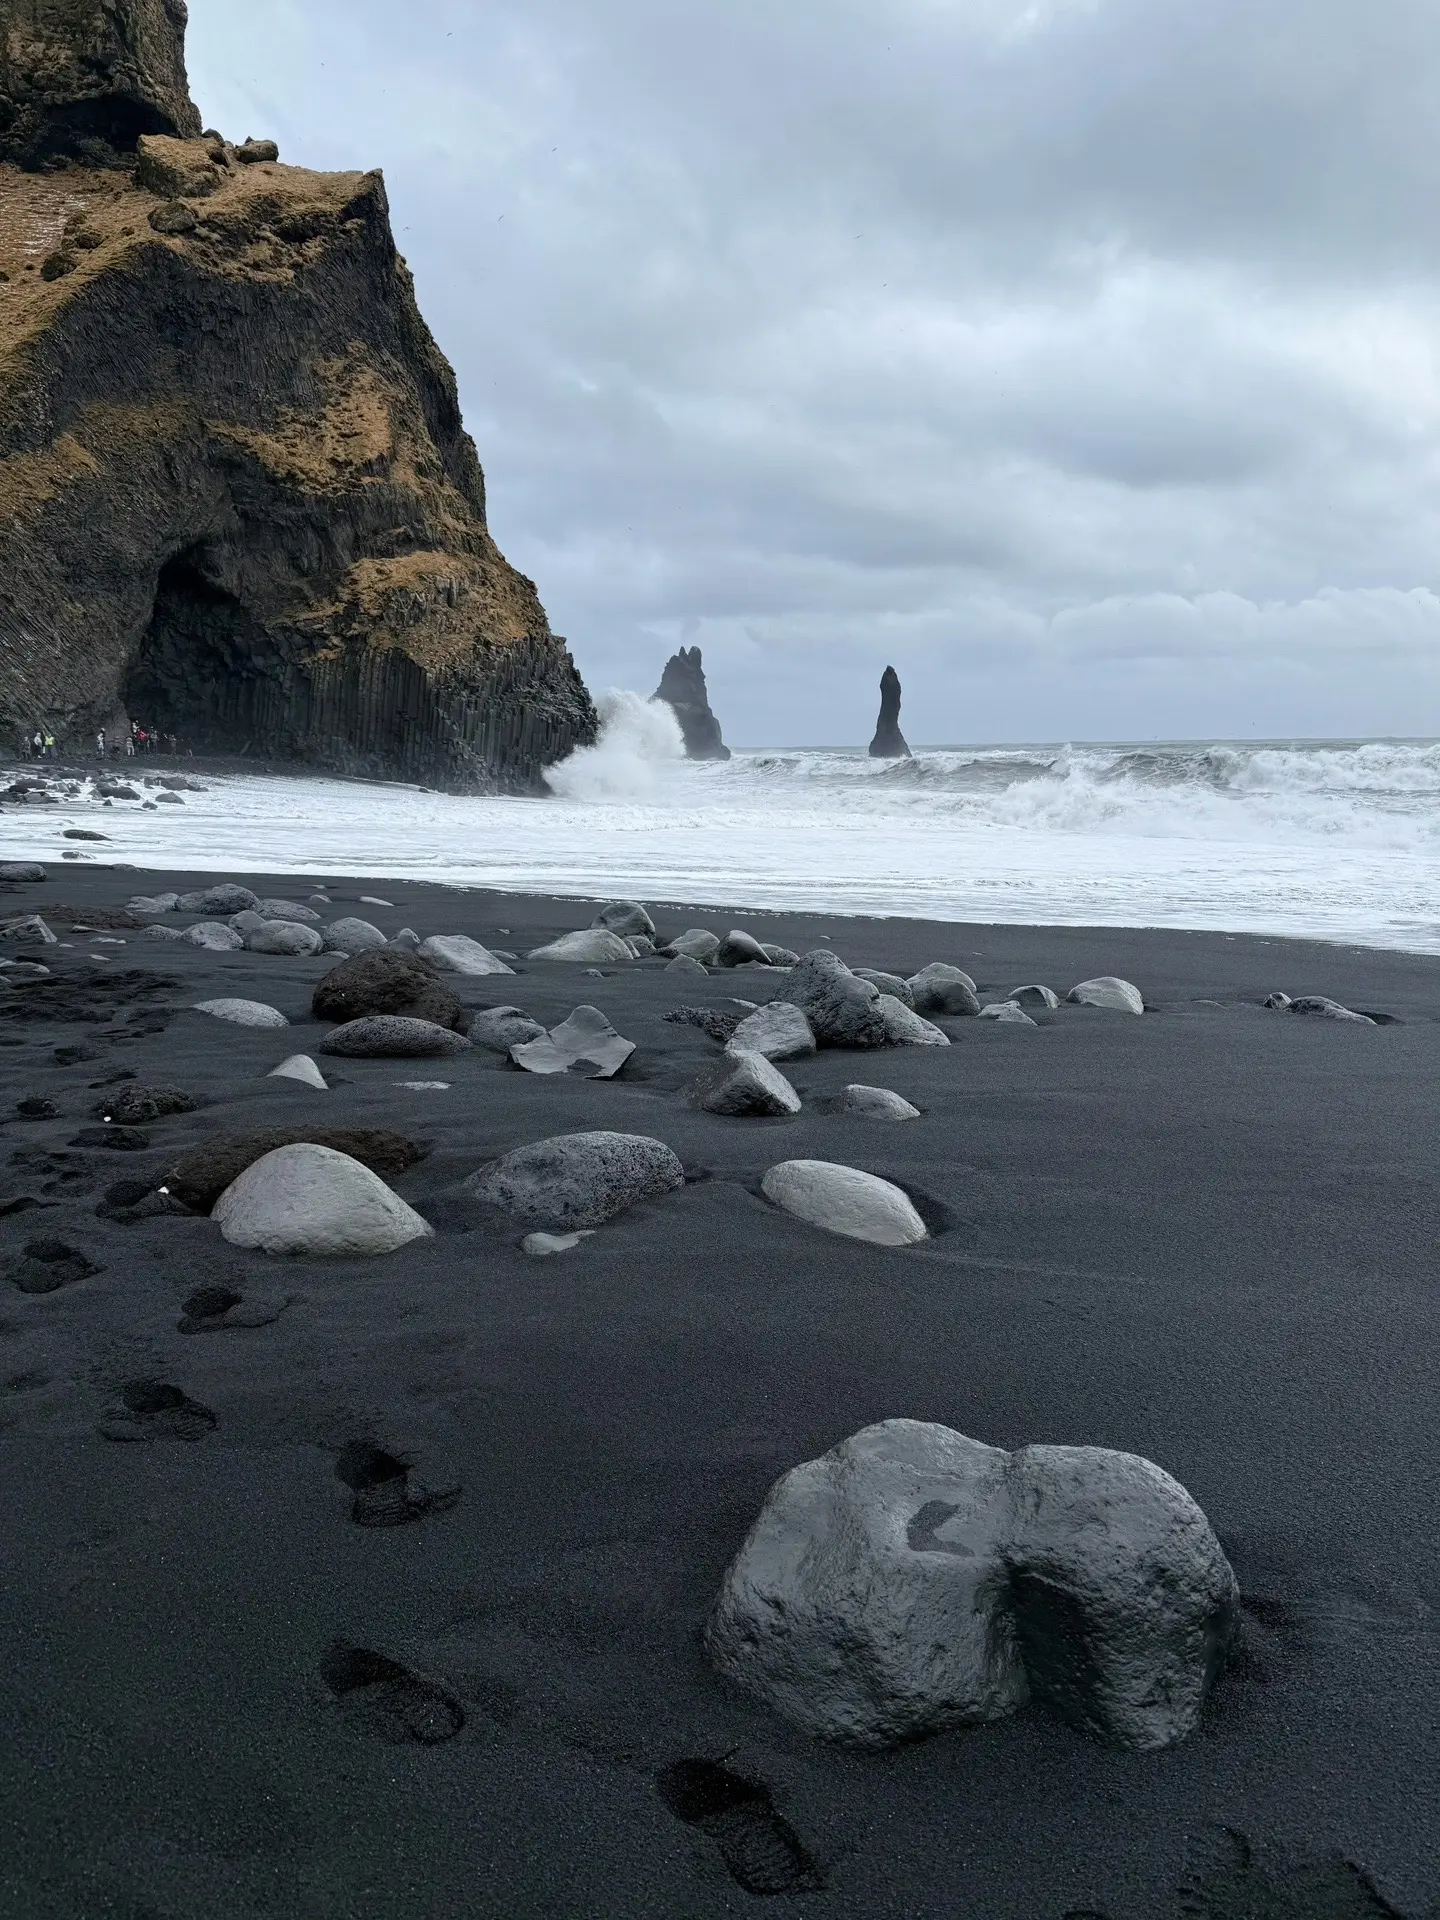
[652,646,730,760]
[868,666,911,759]
[0,0,596,789]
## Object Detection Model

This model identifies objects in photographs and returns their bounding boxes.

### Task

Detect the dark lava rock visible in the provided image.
[5,1237,103,1295]
[15,1097,59,1119]
[164,1127,429,1214]
[868,665,911,759]
[652,645,730,760]
[96,1176,194,1223]
[91,1084,196,1124]
[663,1006,743,1043]
[0,1,594,786]
[313,951,467,1034]
[68,1125,151,1150]
[236,136,280,163]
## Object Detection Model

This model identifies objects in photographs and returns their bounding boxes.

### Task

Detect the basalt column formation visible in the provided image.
[0,0,597,788]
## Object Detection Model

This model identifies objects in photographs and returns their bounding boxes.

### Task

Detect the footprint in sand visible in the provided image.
[4,1237,102,1295]
[319,1643,465,1744]
[97,1380,217,1443]
[333,1441,462,1528]
[655,1758,822,1897]
[176,1285,288,1333]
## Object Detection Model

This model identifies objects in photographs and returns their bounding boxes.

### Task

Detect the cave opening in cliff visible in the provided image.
[125,549,289,753]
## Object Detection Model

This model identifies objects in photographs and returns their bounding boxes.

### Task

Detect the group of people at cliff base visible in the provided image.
[21,722,180,760]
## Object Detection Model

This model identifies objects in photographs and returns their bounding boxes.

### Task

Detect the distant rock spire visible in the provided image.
[652,646,730,760]
[868,665,911,759]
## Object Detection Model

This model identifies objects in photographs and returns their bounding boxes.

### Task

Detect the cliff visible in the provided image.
[652,646,729,760]
[0,0,596,789]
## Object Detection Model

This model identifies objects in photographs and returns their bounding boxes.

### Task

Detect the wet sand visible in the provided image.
[1,863,1437,1918]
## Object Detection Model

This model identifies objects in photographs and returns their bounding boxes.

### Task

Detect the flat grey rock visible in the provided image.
[698,1048,802,1117]
[761,1160,927,1245]
[256,898,322,924]
[879,996,950,1046]
[1,914,57,945]
[665,953,711,984]
[785,951,888,1049]
[510,1005,635,1078]
[469,1006,547,1053]
[322,917,387,954]
[177,885,259,915]
[243,919,324,957]
[127,893,179,917]
[521,1230,595,1256]
[979,1001,1037,1024]
[706,1419,1238,1752]
[267,1053,328,1090]
[1287,995,1375,1023]
[465,1130,685,1230]
[591,901,656,939]
[213,1143,433,1257]
[419,934,515,976]
[184,921,243,951]
[1008,983,1060,1010]
[319,1016,473,1058]
[728,1000,817,1061]
[527,928,634,964]
[140,923,187,942]
[661,929,721,963]
[716,929,770,967]
[194,998,289,1029]
[907,963,980,1016]
[1069,976,1145,1015]
[840,1085,921,1120]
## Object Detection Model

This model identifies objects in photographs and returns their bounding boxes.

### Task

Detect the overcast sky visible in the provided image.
[186,0,1440,746]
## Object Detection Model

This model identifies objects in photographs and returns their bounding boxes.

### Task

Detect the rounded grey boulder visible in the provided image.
[698,1049,802,1117]
[527,928,634,964]
[706,1419,1237,1752]
[214,1143,433,1257]
[243,919,324,957]
[322,917,388,955]
[1068,976,1145,1015]
[464,1130,685,1230]
[256,898,323,924]
[469,1006,547,1053]
[194,998,289,1029]
[591,901,657,939]
[665,952,711,984]
[761,1160,927,1245]
[184,921,243,951]
[662,929,721,963]
[840,1085,921,1120]
[319,1016,473,1058]
[419,935,515,977]
[177,884,259,915]
[907,963,980,1017]
[979,1001,1037,1025]
[716,929,770,967]
[854,967,914,1007]
[0,863,45,881]
[785,951,888,1049]
[1008,983,1060,1011]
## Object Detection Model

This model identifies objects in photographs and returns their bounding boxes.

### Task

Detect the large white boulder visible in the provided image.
[784,951,887,1048]
[184,921,243,951]
[419,934,515,976]
[1068,976,1144,1015]
[591,901,656,939]
[840,1085,921,1120]
[761,1160,927,1245]
[527,928,634,964]
[706,1419,1238,1753]
[194,998,289,1028]
[213,1143,433,1256]
[906,964,980,1016]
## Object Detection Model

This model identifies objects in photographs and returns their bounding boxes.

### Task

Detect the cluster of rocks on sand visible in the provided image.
[0,873,1391,1767]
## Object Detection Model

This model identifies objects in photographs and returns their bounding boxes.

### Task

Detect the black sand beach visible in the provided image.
[2,864,1437,1918]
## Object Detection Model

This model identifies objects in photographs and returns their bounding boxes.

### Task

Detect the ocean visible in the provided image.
[7,696,1440,954]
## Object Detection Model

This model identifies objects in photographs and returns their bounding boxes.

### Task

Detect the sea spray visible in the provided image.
[543,691,686,800]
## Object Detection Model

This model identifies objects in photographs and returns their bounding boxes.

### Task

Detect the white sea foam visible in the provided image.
[6,730,1440,952]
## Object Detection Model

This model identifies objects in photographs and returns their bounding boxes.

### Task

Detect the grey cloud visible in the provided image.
[186,0,1440,745]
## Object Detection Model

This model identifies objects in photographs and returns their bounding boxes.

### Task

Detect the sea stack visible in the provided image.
[0,0,597,790]
[652,646,730,760]
[868,666,911,759]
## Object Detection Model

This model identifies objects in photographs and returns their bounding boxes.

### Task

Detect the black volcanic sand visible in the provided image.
[1,865,1437,1920]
